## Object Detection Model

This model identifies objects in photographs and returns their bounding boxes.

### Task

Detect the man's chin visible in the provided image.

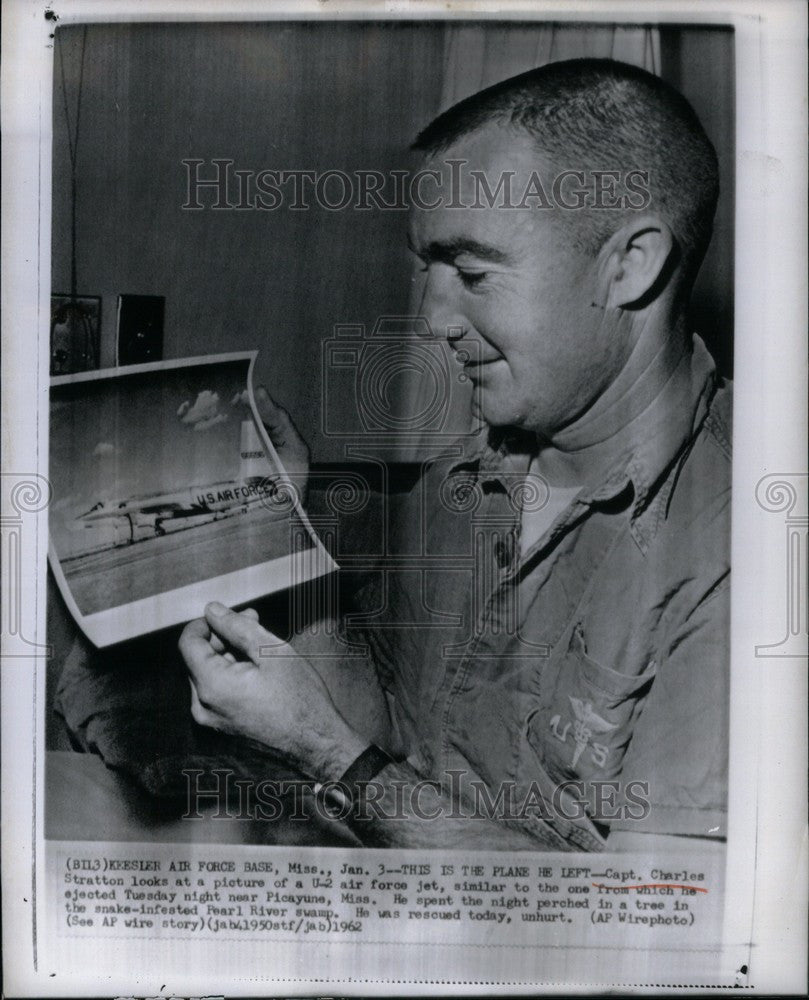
[476,404,549,443]
[473,394,521,432]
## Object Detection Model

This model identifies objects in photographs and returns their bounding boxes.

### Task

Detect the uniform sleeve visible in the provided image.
[610,579,730,838]
[339,483,422,694]
[340,571,398,693]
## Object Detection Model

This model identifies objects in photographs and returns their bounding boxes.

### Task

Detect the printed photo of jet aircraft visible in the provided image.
[48,355,329,637]
[75,420,280,545]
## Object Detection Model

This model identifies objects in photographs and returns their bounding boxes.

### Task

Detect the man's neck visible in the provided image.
[535,312,690,489]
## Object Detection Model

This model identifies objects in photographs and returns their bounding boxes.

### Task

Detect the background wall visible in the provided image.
[660,25,735,376]
[52,21,445,459]
[51,21,735,462]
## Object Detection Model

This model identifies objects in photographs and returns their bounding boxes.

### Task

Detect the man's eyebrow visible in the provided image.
[406,235,510,265]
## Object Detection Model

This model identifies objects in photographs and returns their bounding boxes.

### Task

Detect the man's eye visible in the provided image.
[456,269,487,288]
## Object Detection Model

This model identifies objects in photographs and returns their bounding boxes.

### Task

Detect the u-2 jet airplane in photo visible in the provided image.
[75,420,281,546]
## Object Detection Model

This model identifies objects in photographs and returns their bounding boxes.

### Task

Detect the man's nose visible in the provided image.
[416,267,468,345]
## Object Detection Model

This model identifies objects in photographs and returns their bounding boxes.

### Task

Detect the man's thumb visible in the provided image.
[255,386,310,462]
[253,386,287,432]
[205,602,272,660]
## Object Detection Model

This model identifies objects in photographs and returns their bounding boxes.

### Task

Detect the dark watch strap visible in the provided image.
[338,744,396,800]
[317,745,399,815]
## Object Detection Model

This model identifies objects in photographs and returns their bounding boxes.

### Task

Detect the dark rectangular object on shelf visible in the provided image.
[116,294,164,366]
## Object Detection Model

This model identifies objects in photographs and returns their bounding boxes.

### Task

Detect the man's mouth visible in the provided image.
[453,347,502,369]
[457,354,503,377]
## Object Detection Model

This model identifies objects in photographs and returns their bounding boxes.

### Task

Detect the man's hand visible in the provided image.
[179,602,368,781]
[253,386,310,505]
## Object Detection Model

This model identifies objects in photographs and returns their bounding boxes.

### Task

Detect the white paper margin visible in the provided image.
[2,0,806,995]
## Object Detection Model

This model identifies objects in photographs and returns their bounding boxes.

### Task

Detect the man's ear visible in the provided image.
[597,216,675,309]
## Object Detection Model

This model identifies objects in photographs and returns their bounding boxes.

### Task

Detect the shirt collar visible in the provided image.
[449,334,717,515]
[450,423,533,479]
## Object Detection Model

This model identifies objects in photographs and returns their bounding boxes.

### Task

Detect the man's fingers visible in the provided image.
[210,634,237,661]
[188,677,207,724]
[209,632,235,661]
[254,387,291,438]
[182,616,210,640]
[179,617,227,683]
[179,617,212,659]
[208,607,258,655]
[204,602,277,663]
[209,631,227,654]
[254,386,310,459]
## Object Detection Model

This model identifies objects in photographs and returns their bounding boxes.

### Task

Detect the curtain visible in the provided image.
[400,24,661,458]
[438,24,659,109]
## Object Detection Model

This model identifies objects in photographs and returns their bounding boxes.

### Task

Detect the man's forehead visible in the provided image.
[406,228,512,264]
[426,122,550,186]
[408,122,558,255]
[408,185,550,260]
[408,206,536,259]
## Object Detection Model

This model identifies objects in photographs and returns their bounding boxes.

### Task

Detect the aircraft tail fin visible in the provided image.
[239,419,267,483]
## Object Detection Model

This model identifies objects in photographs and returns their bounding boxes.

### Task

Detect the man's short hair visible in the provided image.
[413,58,719,285]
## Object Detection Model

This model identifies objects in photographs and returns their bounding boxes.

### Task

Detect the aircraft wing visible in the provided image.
[77,499,188,520]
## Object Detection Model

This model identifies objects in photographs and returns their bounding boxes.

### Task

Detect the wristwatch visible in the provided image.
[317,745,397,815]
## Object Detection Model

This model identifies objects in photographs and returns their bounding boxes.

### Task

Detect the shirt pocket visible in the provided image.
[527,622,656,783]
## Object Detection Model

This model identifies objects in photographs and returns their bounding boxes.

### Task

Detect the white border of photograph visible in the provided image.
[2,1,806,995]
[48,351,335,647]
